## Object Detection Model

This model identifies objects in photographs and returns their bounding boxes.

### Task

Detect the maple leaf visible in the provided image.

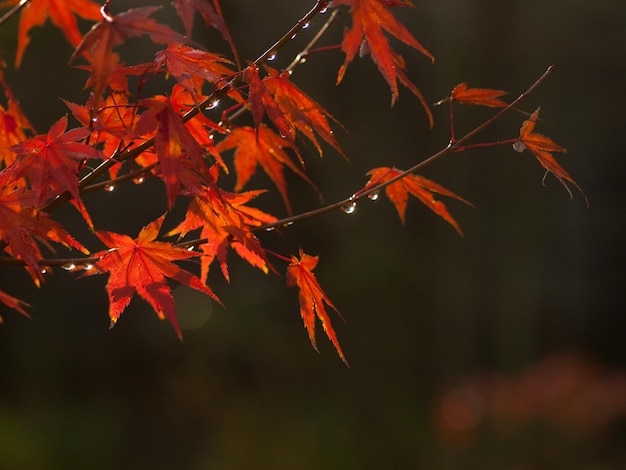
[365,167,472,235]
[90,215,219,339]
[1,0,102,67]
[450,82,508,108]
[71,5,192,100]
[0,288,30,321]
[130,95,212,208]
[334,0,434,104]
[245,66,344,157]
[172,0,239,66]
[154,43,234,98]
[9,115,103,226]
[0,167,88,284]
[0,67,36,168]
[168,182,277,283]
[216,125,317,214]
[286,249,348,366]
[514,108,587,205]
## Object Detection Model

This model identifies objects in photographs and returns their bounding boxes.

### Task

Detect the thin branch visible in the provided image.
[0,0,29,28]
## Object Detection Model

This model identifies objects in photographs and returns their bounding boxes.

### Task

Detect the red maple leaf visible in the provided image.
[0,67,36,168]
[71,5,191,100]
[172,0,239,65]
[168,182,277,283]
[334,0,434,104]
[286,249,348,366]
[514,108,587,204]
[245,66,344,157]
[365,167,472,235]
[216,125,316,214]
[154,43,234,98]
[130,95,211,208]
[0,167,88,284]
[8,115,103,225]
[90,215,219,339]
[451,82,508,108]
[2,0,102,67]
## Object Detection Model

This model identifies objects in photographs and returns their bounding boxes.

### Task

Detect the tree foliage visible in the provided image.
[0,0,584,362]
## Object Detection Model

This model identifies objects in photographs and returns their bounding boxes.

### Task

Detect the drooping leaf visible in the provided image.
[514,108,587,205]
[216,125,317,214]
[130,95,210,208]
[0,167,88,284]
[334,0,434,105]
[2,0,102,67]
[245,66,345,157]
[71,5,192,100]
[286,249,348,366]
[451,82,508,108]
[168,180,277,283]
[365,166,472,235]
[9,115,103,225]
[90,215,219,339]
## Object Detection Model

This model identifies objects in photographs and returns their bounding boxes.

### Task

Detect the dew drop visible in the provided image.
[341,201,357,214]
[187,245,196,252]
[267,51,277,61]
[320,5,329,14]
[512,140,526,153]
[62,263,76,271]
[298,55,308,64]
[283,221,294,227]
[290,33,297,40]
[205,99,220,110]
[265,226,275,232]
[40,267,48,275]
[83,264,94,271]
[302,21,310,29]
[368,190,380,201]
[133,176,145,185]
[104,184,115,192]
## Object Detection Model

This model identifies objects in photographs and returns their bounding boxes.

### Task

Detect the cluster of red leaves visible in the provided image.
[0,0,584,363]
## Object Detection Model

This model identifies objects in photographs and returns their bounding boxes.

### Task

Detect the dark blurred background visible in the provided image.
[1,0,625,468]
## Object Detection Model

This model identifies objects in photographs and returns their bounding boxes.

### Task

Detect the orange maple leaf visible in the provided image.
[334,0,434,105]
[245,66,344,157]
[366,167,472,235]
[9,115,103,225]
[514,108,587,204]
[71,5,191,100]
[0,167,88,284]
[168,182,276,283]
[0,288,30,322]
[216,125,316,214]
[450,82,508,108]
[287,249,348,366]
[90,215,219,339]
[1,0,102,67]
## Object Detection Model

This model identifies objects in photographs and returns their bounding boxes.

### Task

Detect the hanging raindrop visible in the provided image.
[368,190,380,201]
[320,5,329,14]
[302,21,310,29]
[104,184,115,192]
[267,51,277,61]
[205,99,220,110]
[83,264,94,272]
[341,201,357,214]
[62,263,76,271]
[133,176,145,185]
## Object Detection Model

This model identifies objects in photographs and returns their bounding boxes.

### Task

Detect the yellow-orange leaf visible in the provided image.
[515,108,587,205]
[366,167,472,235]
[451,82,508,108]
[286,250,348,366]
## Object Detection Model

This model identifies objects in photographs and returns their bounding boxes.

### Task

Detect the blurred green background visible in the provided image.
[1,0,625,468]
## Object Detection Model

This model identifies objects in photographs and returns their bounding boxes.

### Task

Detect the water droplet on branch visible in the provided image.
[341,201,357,214]
[368,190,380,201]
[104,184,115,192]
[267,51,277,61]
